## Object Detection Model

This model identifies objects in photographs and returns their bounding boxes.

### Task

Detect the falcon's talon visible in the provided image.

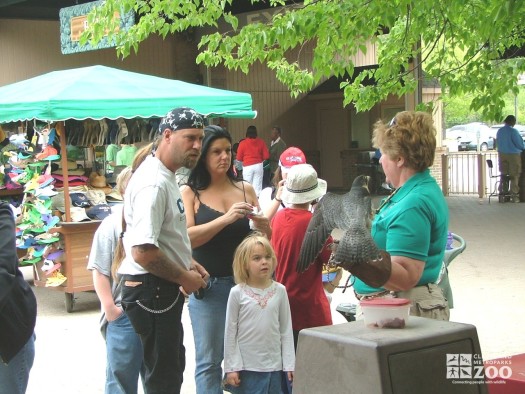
[370,255,383,263]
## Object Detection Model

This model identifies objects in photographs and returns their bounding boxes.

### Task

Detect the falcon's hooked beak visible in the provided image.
[362,175,371,192]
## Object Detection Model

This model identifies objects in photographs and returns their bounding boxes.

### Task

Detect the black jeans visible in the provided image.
[121,274,185,394]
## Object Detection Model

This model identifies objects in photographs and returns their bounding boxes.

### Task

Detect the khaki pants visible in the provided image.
[397,283,450,321]
[498,153,521,196]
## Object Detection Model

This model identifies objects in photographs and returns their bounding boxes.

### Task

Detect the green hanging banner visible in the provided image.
[59,1,135,55]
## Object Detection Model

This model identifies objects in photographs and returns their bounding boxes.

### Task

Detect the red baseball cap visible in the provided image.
[279,147,306,174]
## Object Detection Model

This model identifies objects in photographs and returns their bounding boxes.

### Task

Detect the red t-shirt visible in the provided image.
[236,137,269,167]
[271,208,332,331]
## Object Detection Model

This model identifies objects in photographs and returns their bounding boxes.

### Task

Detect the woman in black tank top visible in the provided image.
[181,126,271,394]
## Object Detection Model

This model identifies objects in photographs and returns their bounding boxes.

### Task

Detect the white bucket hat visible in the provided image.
[281,164,327,204]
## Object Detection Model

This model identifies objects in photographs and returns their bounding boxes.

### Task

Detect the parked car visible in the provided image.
[446,122,495,152]
[490,124,525,144]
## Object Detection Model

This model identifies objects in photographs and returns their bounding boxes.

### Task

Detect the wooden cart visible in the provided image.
[2,163,99,312]
[32,221,100,312]
[30,122,100,312]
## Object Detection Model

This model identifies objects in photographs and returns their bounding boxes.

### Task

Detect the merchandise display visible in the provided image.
[0,121,135,302]
[0,64,257,312]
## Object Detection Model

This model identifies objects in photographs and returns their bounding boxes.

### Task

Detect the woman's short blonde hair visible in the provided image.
[372,111,436,171]
[233,233,277,284]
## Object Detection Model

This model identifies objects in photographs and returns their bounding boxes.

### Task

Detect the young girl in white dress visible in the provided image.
[223,234,295,394]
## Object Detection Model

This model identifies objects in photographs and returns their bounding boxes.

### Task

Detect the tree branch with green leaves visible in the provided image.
[82,0,525,121]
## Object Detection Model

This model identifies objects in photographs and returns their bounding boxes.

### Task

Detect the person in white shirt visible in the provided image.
[223,234,295,394]
[87,167,145,394]
[117,107,209,393]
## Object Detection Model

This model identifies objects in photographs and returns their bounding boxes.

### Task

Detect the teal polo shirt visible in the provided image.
[353,169,449,294]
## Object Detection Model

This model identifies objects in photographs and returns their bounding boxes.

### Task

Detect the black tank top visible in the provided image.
[193,203,251,277]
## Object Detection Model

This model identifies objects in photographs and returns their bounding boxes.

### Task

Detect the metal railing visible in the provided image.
[442,152,501,198]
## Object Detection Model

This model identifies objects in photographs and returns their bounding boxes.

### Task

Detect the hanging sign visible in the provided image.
[59,1,135,54]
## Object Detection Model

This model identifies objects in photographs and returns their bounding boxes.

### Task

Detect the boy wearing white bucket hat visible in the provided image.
[270,164,333,373]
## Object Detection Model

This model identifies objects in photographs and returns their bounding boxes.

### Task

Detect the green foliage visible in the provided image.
[443,88,525,128]
[82,0,525,121]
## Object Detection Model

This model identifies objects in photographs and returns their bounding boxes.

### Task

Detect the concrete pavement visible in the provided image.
[24,195,525,393]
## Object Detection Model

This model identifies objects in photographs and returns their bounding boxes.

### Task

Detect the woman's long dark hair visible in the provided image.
[186,125,240,191]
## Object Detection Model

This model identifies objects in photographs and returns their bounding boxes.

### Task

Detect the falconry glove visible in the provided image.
[341,250,392,288]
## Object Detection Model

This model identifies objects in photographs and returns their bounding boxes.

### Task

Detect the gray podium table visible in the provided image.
[294,316,487,394]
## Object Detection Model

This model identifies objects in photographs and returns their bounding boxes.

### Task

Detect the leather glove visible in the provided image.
[341,250,392,288]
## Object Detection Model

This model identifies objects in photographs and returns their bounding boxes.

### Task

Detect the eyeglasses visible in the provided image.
[374,187,400,214]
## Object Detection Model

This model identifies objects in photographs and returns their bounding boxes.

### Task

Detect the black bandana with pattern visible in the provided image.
[158,107,204,134]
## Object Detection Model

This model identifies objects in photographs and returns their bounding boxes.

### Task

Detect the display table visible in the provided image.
[485,353,525,394]
[33,221,100,312]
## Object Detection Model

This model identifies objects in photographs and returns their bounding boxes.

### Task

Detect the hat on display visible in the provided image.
[35,186,58,199]
[51,174,88,188]
[34,232,60,244]
[51,192,68,212]
[37,173,55,189]
[6,152,29,169]
[65,207,91,222]
[86,204,112,220]
[9,134,29,149]
[106,189,123,202]
[281,164,327,205]
[158,107,204,134]
[18,150,37,159]
[70,192,90,208]
[59,160,80,171]
[88,172,112,194]
[86,189,107,206]
[53,168,85,176]
[279,147,306,175]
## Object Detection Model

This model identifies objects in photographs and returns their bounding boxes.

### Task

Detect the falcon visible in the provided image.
[297,175,380,273]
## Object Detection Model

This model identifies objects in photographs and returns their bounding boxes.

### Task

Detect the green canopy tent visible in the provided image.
[0,65,256,122]
[0,66,256,312]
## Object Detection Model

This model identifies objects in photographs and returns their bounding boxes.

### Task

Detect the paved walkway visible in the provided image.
[23,195,525,393]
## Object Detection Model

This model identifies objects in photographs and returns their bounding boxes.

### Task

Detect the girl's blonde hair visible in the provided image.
[110,166,132,280]
[233,233,277,284]
[111,142,154,280]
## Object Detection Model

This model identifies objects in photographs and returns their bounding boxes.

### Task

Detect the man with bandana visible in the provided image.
[118,107,209,393]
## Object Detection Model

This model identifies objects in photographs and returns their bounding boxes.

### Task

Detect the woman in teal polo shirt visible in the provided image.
[353,111,450,320]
